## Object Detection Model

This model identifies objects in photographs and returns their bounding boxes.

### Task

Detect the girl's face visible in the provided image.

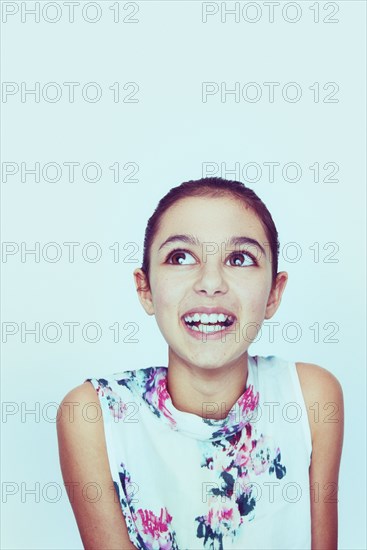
[134,196,288,370]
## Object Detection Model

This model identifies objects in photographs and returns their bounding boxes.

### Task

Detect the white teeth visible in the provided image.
[201,324,223,333]
[184,312,232,324]
[188,324,224,333]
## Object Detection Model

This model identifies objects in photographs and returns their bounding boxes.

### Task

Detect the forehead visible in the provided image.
[153,195,268,247]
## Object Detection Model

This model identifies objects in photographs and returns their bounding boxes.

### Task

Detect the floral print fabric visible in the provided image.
[85,354,312,550]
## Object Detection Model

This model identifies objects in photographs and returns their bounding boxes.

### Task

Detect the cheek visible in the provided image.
[152,278,180,313]
[249,296,268,318]
[241,279,271,316]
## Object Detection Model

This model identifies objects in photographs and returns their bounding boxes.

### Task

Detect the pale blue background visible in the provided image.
[1,1,366,548]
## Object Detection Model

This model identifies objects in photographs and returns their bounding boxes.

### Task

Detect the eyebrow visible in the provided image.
[158,234,267,257]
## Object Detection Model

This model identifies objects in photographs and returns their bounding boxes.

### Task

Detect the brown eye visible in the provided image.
[227,252,256,267]
[166,250,196,265]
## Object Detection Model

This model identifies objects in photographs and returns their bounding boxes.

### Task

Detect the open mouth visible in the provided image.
[182,313,236,334]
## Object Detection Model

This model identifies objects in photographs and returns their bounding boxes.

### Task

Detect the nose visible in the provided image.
[193,261,229,296]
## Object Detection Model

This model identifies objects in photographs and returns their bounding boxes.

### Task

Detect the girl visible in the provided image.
[57,177,344,550]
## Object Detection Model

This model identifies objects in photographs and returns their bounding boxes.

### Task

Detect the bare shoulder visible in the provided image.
[295,362,343,402]
[59,380,99,408]
[56,381,107,475]
[57,381,106,460]
[295,362,344,442]
[295,362,343,400]
[57,382,137,549]
[295,362,344,548]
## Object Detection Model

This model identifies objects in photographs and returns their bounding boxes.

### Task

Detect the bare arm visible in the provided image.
[297,363,344,550]
[56,382,138,550]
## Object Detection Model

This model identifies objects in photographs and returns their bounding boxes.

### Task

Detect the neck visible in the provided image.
[166,351,249,420]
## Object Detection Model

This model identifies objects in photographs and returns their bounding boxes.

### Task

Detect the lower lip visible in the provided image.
[181,318,237,341]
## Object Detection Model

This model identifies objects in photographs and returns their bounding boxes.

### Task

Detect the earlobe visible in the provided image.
[264,271,288,320]
[133,268,155,316]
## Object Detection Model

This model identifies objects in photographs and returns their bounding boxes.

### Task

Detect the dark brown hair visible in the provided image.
[139,177,280,290]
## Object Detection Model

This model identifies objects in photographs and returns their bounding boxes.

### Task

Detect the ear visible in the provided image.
[264,271,288,320]
[133,268,155,316]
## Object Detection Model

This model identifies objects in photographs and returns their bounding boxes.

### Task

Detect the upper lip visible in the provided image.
[182,306,237,319]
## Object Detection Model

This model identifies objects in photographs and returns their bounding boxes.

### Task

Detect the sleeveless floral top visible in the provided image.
[85,354,312,549]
